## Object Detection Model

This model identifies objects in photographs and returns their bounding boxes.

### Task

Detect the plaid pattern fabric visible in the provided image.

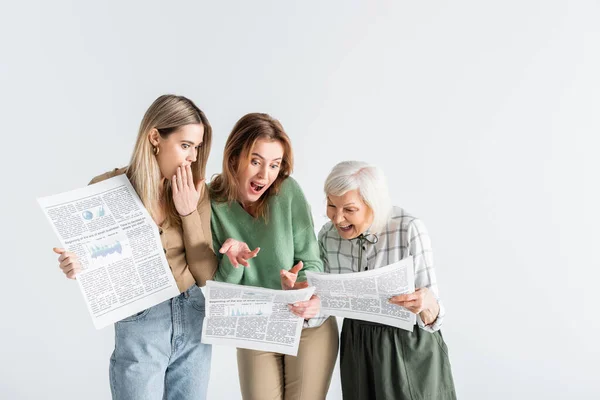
[315,206,445,332]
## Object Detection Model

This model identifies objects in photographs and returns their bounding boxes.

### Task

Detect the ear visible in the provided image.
[148,128,160,147]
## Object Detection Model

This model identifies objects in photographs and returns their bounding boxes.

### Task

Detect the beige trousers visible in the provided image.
[237,317,339,400]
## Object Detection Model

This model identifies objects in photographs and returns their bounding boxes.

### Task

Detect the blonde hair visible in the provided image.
[324,161,392,234]
[210,113,293,220]
[127,95,212,227]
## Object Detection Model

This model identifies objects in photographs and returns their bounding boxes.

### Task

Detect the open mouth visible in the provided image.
[338,224,353,232]
[250,181,265,193]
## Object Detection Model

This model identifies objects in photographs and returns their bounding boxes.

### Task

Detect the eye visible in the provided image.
[345,209,357,214]
[182,144,190,149]
[251,159,260,166]
[327,204,335,208]
[270,164,280,169]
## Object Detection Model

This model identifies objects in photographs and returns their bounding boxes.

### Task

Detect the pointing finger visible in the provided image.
[289,261,303,274]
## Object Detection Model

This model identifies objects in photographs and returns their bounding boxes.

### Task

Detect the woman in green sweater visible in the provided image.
[209,113,339,400]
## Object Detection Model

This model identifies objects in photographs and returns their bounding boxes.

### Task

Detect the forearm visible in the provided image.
[409,219,445,331]
[181,204,217,286]
[297,258,322,279]
[213,256,244,284]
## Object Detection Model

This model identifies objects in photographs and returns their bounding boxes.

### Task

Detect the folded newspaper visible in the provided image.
[201,281,315,356]
[306,257,416,331]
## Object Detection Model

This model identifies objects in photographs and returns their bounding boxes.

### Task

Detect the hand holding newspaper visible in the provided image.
[201,281,315,356]
[306,257,416,331]
[37,174,180,329]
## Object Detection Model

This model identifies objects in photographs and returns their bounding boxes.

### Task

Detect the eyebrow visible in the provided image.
[326,198,357,207]
[182,140,202,145]
[251,153,282,161]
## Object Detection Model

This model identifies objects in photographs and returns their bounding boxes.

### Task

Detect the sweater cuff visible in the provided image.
[180,209,202,231]
[303,311,329,328]
[417,298,445,332]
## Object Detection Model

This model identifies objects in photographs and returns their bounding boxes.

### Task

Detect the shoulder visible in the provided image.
[387,206,414,226]
[278,176,304,197]
[88,167,127,185]
[272,176,308,208]
[386,206,428,237]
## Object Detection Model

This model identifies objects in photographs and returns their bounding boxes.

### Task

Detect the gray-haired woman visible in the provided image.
[283,161,456,400]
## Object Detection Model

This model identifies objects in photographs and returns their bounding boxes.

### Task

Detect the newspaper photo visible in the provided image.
[37,174,179,329]
[306,257,416,331]
[201,280,315,356]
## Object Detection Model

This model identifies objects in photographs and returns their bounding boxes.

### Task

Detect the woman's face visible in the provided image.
[151,123,204,180]
[326,189,374,239]
[235,138,284,207]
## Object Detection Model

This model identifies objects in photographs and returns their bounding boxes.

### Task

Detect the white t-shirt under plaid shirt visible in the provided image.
[315,206,445,332]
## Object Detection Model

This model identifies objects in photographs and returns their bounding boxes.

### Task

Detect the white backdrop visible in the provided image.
[1,1,598,399]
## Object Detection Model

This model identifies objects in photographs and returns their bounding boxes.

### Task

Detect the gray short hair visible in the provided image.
[324,161,392,234]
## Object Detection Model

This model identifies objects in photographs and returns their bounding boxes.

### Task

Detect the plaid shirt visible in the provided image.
[313,206,445,332]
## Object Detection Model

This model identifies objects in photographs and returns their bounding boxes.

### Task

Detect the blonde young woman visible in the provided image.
[53,95,217,400]
[209,113,339,400]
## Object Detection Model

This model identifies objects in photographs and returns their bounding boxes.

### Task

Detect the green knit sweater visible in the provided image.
[211,177,323,290]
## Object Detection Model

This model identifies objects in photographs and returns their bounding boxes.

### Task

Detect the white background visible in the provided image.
[1,1,598,399]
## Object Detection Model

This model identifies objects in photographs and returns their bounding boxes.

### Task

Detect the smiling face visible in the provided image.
[149,123,204,180]
[235,138,284,208]
[326,189,374,239]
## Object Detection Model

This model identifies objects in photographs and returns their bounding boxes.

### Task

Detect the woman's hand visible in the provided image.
[288,295,320,319]
[388,287,440,325]
[280,261,308,290]
[53,247,81,279]
[172,165,204,216]
[219,238,260,268]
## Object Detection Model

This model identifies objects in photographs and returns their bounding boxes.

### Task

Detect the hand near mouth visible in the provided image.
[219,238,260,268]
[172,165,205,216]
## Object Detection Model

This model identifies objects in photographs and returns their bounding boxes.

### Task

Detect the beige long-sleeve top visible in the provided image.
[90,168,217,292]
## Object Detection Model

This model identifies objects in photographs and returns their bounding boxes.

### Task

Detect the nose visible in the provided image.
[333,210,344,224]
[188,148,198,163]
[257,163,268,178]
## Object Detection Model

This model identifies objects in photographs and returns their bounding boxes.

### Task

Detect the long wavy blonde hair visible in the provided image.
[210,113,293,220]
[127,95,212,227]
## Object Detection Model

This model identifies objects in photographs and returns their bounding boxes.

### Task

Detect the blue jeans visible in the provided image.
[109,284,212,400]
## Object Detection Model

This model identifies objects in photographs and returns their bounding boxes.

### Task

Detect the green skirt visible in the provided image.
[340,318,456,400]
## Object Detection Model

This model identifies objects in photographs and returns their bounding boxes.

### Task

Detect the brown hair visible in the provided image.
[210,113,293,220]
[127,94,212,227]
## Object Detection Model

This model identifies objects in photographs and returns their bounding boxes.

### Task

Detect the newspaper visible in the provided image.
[201,281,315,356]
[306,257,416,331]
[37,174,179,329]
